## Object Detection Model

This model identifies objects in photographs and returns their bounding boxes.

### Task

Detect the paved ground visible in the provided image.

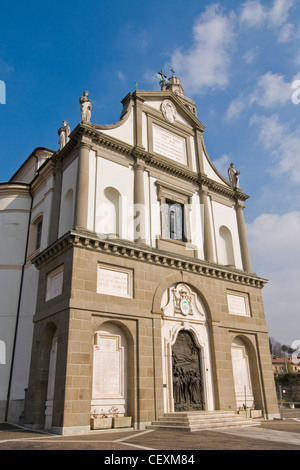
[1,408,300,454]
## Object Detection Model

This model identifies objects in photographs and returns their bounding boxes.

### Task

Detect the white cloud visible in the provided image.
[116,71,126,81]
[247,211,300,344]
[170,4,236,95]
[277,23,294,43]
[226,71,296,119]
[268,0,294,28]
[243,47,259,64]
[212,154,230,178]
[240,0,294,28]
[239,0,266,28]
[250,72,293,108]
[249,113,285,148]
[239,0,295,43]
[0,58,14,77]
[226,96,246,120]
[250,113,300,183]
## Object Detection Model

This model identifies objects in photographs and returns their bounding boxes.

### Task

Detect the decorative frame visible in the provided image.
[97,263,133,298]
[227,290,251,317]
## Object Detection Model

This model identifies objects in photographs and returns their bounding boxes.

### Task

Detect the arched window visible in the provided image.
[166,201,186,241]
[36,219,43,250]
[28,214,43,255]
[219,225,235,266]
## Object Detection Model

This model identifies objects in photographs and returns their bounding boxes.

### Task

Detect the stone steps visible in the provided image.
[148,411,261,432]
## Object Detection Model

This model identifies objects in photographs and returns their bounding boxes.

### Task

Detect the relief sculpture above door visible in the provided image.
[172,330,203,411]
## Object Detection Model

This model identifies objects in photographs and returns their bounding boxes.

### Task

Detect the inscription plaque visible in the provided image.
[227,292,250,317]
[98,264,133,298]
[93,335,124,398]
[152,124,187,165]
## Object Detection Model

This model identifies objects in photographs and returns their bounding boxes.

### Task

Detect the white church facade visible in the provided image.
[0,74,279,434]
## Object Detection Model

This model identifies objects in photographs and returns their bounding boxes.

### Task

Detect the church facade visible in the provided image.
[0,74,279,434]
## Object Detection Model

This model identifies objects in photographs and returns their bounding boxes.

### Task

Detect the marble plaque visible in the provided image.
[46,265,64,301]
[231,346,251,394]
[227,292,250,317]
[152,124,187,165]
[98,264,133,298]
[93,335,124,398]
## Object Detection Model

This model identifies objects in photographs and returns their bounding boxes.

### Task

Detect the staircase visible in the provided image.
[148,411,261,432]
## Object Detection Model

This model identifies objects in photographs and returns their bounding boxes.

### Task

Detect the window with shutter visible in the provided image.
[166,200,185,241]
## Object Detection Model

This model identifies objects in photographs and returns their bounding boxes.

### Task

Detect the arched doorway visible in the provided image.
[160,282,215,413]
[172,330,203,411]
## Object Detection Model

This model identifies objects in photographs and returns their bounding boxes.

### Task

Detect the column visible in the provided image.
[48,159,62,244]
[195,129,205,174]
[200,189,214,263]
[134,95,144,149]
[133,161,146,244]
[235,200,252,272]
[74,142,90,231]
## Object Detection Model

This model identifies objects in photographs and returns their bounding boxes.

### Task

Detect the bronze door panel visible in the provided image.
[172,330,203,411]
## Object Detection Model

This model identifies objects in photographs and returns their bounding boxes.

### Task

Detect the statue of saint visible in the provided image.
[80,91,92,123]
[228,162,240,189]
[58,120,70,149]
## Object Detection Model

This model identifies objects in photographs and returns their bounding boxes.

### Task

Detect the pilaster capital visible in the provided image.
[133,158,145,172]
[199,188,210,198]
[79,141,92,151]
[235,199,245,210]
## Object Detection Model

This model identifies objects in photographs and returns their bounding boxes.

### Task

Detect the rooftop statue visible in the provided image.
[58,120,70,149]
[157,70,169,90]
[80,91,92,123]
[228,162,240,190]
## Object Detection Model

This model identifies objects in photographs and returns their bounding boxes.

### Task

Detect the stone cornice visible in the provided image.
[32,230,268,288]
[63,124,250,202]
[199,173,250,202]
[0,182,31,197]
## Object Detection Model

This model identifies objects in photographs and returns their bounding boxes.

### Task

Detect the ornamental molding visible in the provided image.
[161,99,177,123]
[56,124,250,202]
[32,230,268,289]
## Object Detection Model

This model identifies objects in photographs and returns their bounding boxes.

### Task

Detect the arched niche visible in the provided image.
[219,225,235,267]
[102,187,121,237]
[59,188,74,236]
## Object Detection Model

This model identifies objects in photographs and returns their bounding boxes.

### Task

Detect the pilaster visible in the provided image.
[235,200,252,273]
[199,189,214,263]
[74,142,91,231]
[133,160,146,244]
[48,159,63,245]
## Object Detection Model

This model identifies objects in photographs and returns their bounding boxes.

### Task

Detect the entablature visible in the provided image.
[32,230,268,289]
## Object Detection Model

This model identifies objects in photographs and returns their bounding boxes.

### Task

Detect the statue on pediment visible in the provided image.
[80,91,92,123]
[228,162,240,189]
[58,120,70,149]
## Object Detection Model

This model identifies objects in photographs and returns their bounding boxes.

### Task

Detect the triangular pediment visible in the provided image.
[135,90,205,131]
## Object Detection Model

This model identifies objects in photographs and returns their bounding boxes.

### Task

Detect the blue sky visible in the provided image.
[1,0,300,348]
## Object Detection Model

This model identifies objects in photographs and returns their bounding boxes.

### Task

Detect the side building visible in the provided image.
[0,75,279,434]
